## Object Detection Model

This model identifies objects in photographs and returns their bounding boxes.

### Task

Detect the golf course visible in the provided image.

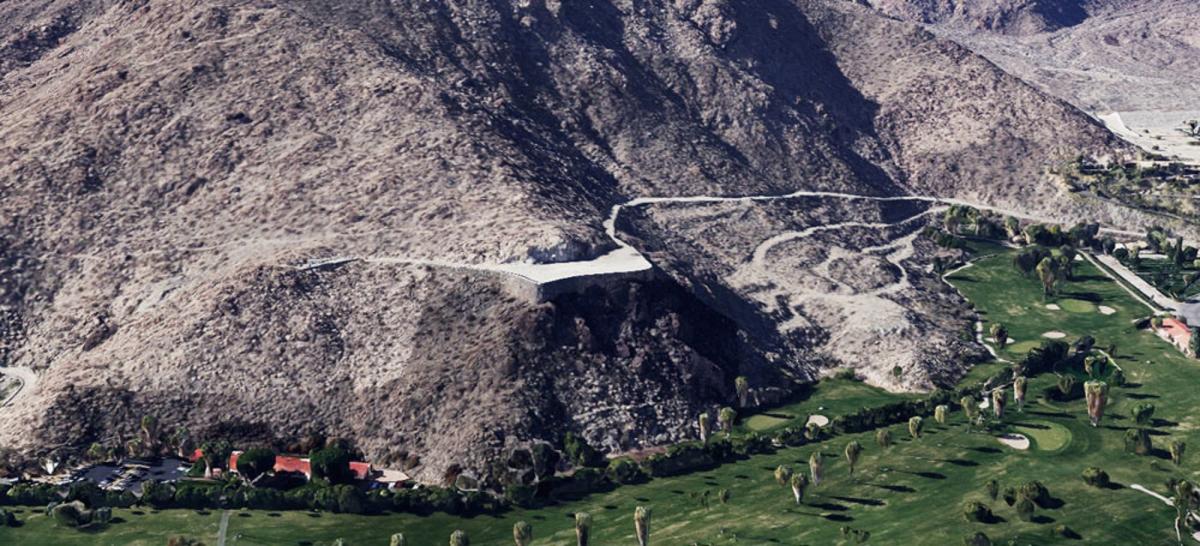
[4,244,1199,545]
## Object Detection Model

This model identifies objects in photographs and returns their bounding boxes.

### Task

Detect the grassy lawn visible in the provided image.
[7,248,1200,545]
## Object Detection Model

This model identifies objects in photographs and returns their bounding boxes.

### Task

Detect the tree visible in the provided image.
[844,441,863,475]
[1036,257,1060,297]
[965,532,992,546]
[310,446,353,484]
[809,452,824,486]
[805,421,822,441]
[790,473,809,505]
[1081,467,1110,488]
[1057,375,1076,398]
[1125,428,1153,456]
[1102,237,1116,255]
[167,538,207,546]
[1110,368,1126,387]
[960,396,978,425]
[1131,403,1155,426]
[991,388,1007,420]
[237,447,276,484]
[989,324,1008,350]
[574,512,591,546]
[392,533,409,546]
[698,412,711,443]
[734,376,750,408]
[1085,381,1109,427]
[564,432,603,468]
[963,501,993,523]
[140,415,160,454]
[1013,376,1027,412]
[718,407,736,434]
[86,442,107,463]
[634,505,651,546]
[1171,440,1187,466]
[450,530,469,546]
[51,501,88,527]
[1004,216,1020,240]
[200,440,232,479]
[1015,498,1035,522]
[513,522,532,546]
[875,428,892,449]
[985,479,999,501]
[908,416,923,440]
[1058,246,1078,280]
[170,427,193,459]
[774,465,793,487]
[934,405,948,426]
[1190,329,1200,358]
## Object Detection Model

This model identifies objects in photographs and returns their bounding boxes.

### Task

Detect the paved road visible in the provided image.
[0,366,36,408]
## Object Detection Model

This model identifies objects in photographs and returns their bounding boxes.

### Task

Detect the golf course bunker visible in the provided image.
[1099,305,1116,315]
[1042,331,1067,339]
[997,433,1031,450]
[806,415,830,427]
[1045,303,1061,311]
[1013,421,1071,451]
[1059,299,1097,313]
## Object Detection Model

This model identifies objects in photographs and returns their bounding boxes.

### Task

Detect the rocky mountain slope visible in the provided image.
[0,0,1170,481]
[866,0,1200,111]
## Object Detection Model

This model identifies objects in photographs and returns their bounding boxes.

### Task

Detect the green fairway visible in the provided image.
[7,248,1200,545]
[1012,420,1072,451]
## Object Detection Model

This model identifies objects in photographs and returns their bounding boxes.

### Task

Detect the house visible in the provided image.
[199,450,373,481]
[1157,317,1193,355]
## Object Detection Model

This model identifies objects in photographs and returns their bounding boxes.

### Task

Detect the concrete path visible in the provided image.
[1091,253,1178,311]
[216,509,231,546]
[0,366,37,408]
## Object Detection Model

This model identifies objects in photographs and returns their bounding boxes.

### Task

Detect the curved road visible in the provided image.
[0,366,37,408]
[339,190,1143,288]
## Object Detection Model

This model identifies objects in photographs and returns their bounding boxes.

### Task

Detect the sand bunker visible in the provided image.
[1045,304,1061,310]
[1042,331,1067,339]
[997,433,1031,450]
[1099,306,1116,315]
[806,415,830,427]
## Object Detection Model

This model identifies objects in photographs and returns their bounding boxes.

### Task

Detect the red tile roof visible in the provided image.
[191,449,371,480]
[1163,318,1192,344]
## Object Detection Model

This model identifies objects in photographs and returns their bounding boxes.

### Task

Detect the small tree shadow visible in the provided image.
[868,483,915,493]
[830,496,885,506]
[807,502,849,512]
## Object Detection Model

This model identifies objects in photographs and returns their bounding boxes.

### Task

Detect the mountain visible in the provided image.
[0,0,1167,482]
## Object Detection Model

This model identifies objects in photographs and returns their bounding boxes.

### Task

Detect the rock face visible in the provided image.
[865,0,1200,111]
[0,0,1168,480]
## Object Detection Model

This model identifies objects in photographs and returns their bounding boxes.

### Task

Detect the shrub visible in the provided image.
[51,500,88,527]
[563,432,604,468]
[0,508,16,527]
[606,458,646,485]
[964,532,992,546]
[1082,467,1110,488]
[1015,497,1036,521]
[1018,481,1051,507]
[1125,428,1153,456]
[962,500,993,523]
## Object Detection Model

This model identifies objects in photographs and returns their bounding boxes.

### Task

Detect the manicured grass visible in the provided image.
[8,247,1200,545]
[1012,420,1072,451]
[737,379,916,434]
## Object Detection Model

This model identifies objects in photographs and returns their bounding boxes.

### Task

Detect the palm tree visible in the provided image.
[634,506,651,546]
[698,412,711,443]
[735,376,750,408]
[1176,481,1194,544]
[1036,257,1059,297]
[809,452,824,486]
[790,473,809,505]
[934,405,948,426]
[1085,381,1109,427]
[1171,440,1186,466]
[774,465,793,487]
[959,396,979,431]
[908,416,923,440]
[140,415,160,453]
[86,443,107,463]
[1057,375,1076,398]
[991,388,1007,420]
[844,441,863,475]
[1013,376,1027,412]
[450,530,469,546]
[718,407,736,434]
[574,512,591,546]
[989,323,1008,350]
[513,521,532,546]
[875,428,892,449]
[391,533,408,546]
